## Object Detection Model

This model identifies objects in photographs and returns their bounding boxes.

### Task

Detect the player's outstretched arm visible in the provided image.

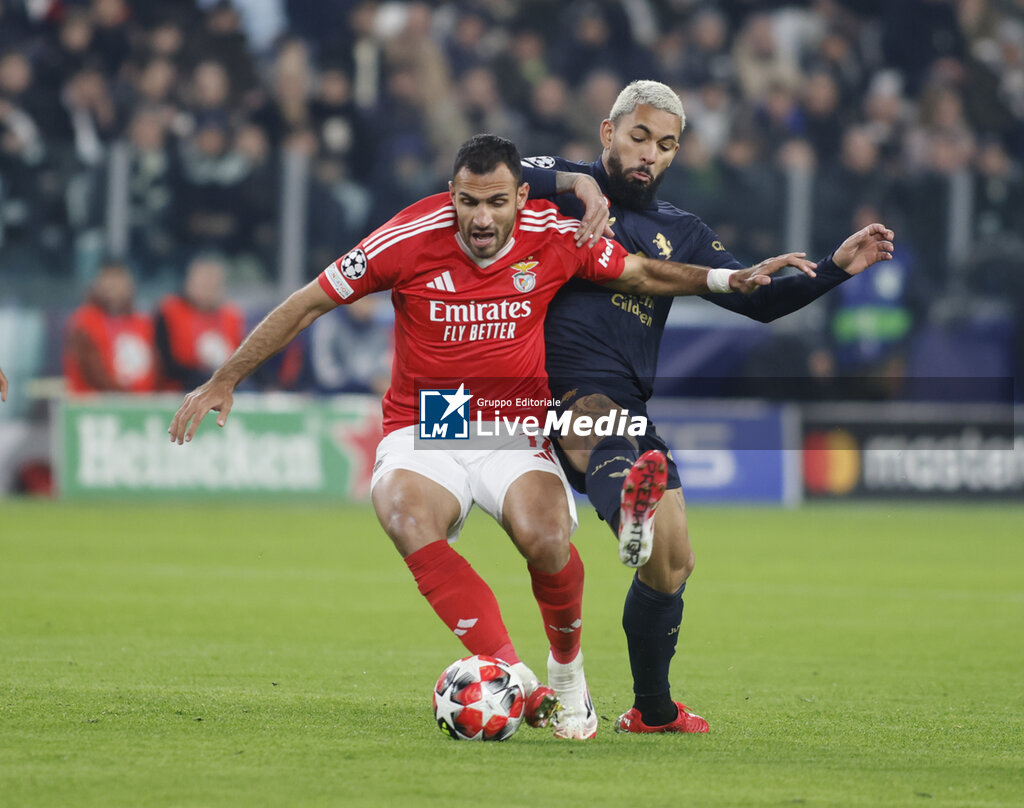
[832,223,895,276]
[168,280,337,444]
[606,252,818,297]
[0,364,7,402]
[698,225,895,323]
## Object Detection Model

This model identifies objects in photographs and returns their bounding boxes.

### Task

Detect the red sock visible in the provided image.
[529,543,584,664]
[404,540,519,664]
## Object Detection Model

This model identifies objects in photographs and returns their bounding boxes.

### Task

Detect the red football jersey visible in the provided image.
[64,303,159,394]
[317,193,627,434]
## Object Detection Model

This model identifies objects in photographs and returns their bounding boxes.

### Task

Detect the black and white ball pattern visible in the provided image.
[432,655,525,741]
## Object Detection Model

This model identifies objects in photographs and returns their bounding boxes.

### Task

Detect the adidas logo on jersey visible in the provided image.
[426,270,456,292]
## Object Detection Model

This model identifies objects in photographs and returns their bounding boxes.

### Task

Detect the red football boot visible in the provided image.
[523,685,560,728]
[616,702,709,734]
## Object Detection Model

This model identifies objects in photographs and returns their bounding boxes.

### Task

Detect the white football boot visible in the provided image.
[547,651,598,740]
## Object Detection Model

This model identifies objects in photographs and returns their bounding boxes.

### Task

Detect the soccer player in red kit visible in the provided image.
[169,134,812,739]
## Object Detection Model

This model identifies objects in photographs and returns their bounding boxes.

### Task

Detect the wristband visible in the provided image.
[706,267,736,293]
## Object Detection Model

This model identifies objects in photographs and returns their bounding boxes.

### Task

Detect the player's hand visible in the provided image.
[168,377,235,444]
[730,252,817,294]
[0,364,8,402]
[570,174,614,248]
[832,223,895,276]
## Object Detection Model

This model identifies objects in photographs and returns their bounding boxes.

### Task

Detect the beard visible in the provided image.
[605,151,667,210]
[461,220,512,260]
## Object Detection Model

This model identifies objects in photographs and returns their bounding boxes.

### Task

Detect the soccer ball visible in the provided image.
[432,655,525,741]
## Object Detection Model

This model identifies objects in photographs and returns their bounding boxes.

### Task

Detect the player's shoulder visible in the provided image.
[522,197,571,217]
[522,155,594,175]
[518,199,583,245]
[363,192,455,257]
[650,199,716,235]
[384,192,455,226]
[653,198,700,223]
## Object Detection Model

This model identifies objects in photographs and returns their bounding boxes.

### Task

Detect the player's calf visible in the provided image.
[618,450,668,567]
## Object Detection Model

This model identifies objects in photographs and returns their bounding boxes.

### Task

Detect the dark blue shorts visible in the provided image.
[547,375,682,495]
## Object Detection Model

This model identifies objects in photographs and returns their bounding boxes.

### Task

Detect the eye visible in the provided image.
[631,136,643,144]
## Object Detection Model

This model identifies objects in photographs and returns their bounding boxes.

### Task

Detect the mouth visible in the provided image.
[629,169,652,184]
[471,231,496,249]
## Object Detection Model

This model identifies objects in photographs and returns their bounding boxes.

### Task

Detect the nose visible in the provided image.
[473,205,494,230]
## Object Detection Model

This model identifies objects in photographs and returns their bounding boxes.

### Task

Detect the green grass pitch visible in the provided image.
[1,500,1021,807]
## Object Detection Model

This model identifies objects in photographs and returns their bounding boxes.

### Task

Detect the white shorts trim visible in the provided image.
[370,425,578,541]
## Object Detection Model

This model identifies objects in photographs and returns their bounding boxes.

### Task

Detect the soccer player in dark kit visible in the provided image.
[522,80,895,733]
[169,133,829,739]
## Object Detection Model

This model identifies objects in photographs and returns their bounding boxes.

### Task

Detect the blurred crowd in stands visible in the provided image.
[1,0,1022,401]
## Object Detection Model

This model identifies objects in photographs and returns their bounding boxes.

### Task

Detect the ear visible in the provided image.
[516,181,529,210]
[600,118,615,149]
[448,180,456,204]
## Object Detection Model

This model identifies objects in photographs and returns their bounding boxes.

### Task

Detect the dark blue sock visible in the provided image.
[585,435,637,534]
[622,574,685,726]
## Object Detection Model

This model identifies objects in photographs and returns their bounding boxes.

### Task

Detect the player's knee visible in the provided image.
[378,509,417,553]
[641,542,694,593]
[680,547,695,581]
[571,392,619,416]
[562,446,590,474]
[667,544,695,586]
[376,506,445,557]
[512,515,572,572]
[372,472,460,556]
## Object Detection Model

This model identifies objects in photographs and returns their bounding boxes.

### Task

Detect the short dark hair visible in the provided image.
[452,134,523,185]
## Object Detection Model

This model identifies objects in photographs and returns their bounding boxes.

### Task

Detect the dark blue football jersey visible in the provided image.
[523,156,852,402]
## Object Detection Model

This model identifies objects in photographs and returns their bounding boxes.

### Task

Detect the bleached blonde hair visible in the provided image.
[608,80,686,134]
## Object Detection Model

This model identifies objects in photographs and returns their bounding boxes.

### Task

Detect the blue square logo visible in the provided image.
[418,385,471,439]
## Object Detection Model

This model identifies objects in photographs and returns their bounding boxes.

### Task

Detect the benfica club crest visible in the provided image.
[510,260,538,293]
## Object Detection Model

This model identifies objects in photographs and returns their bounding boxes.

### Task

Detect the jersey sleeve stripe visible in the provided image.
[519,210,584,232]
[519,216,579,228]
[363,206,455,252]
[519,222,581,234]
[519,209,565,224]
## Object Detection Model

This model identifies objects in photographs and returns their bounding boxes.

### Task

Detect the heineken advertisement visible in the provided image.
[56,394,383,499]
